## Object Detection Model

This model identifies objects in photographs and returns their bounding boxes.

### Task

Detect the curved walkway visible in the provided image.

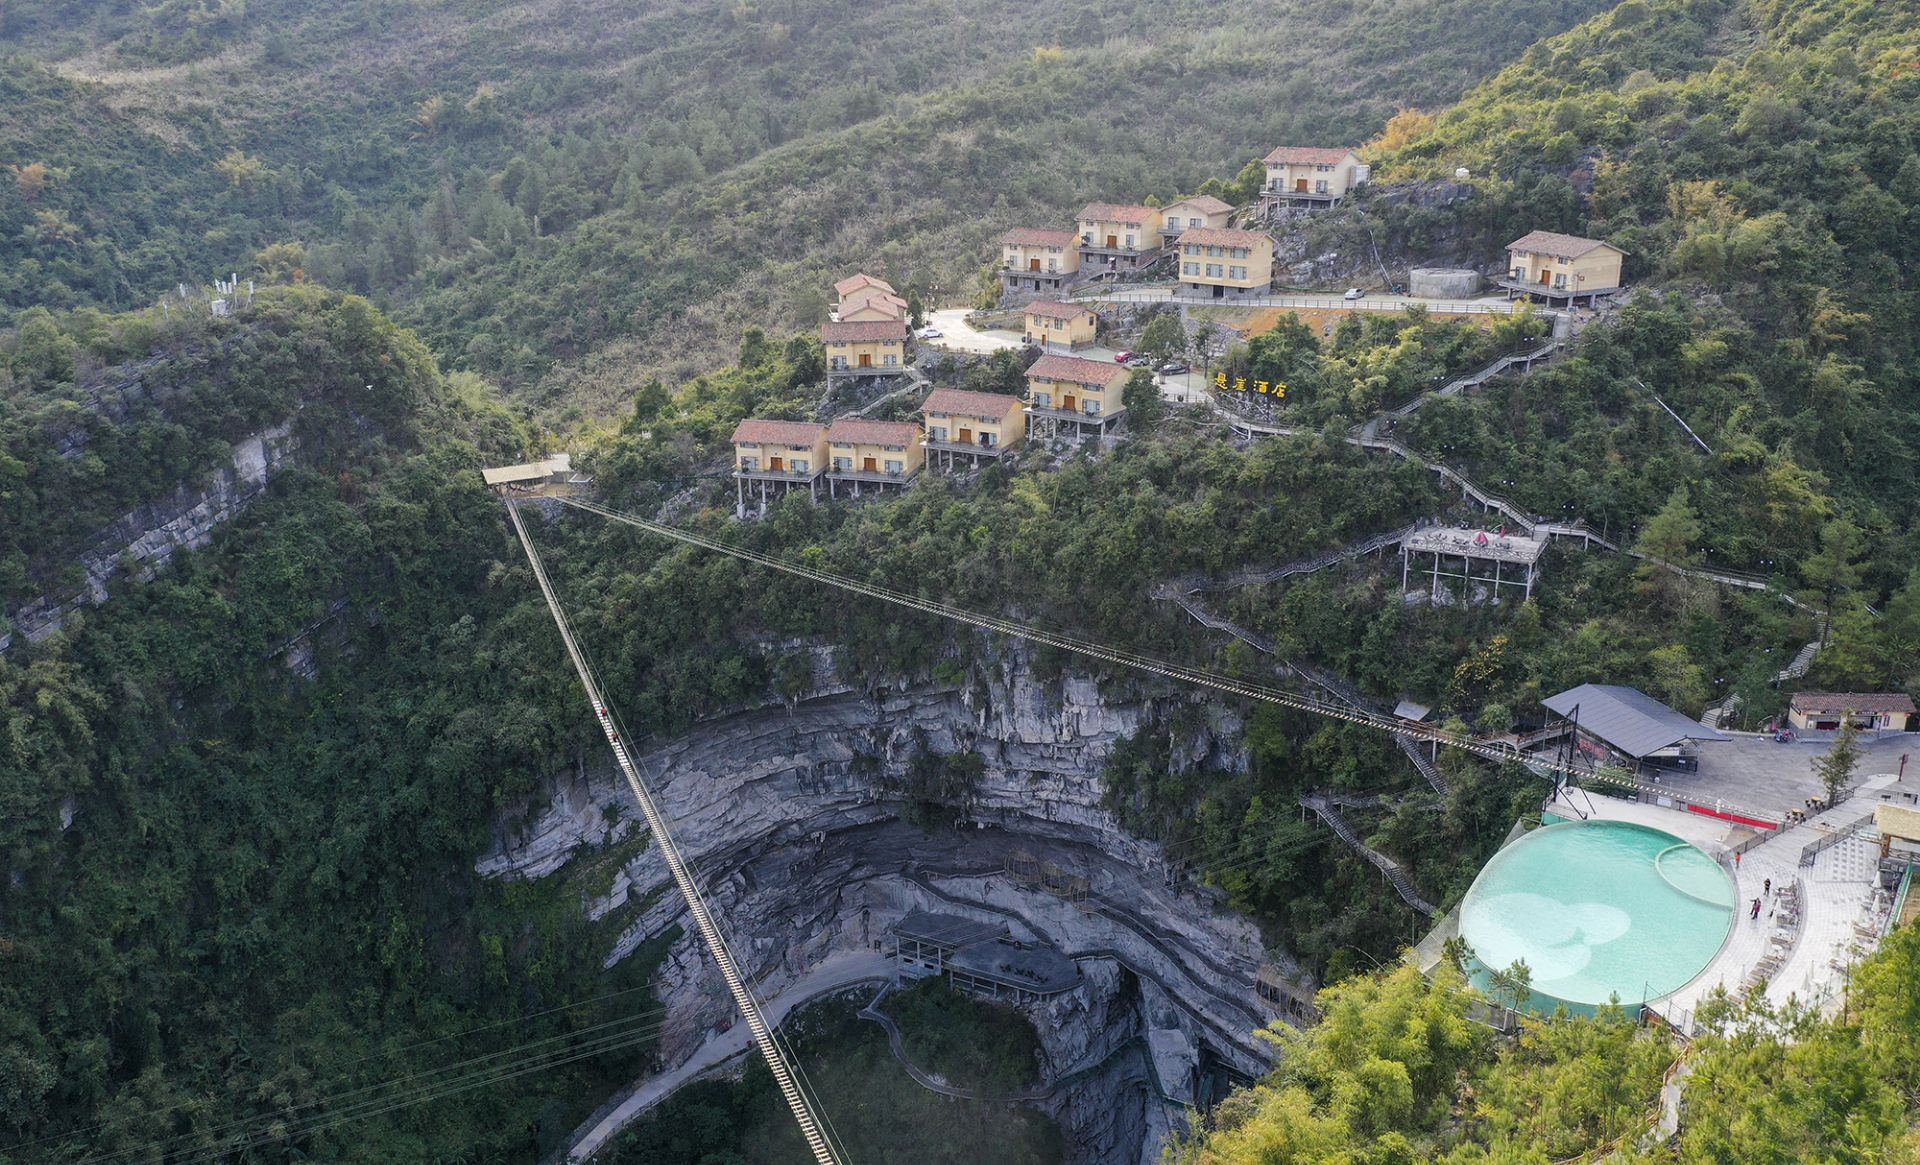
[561,952,892,1163]
[856,983,1152,1103]
[904,869,1273,1057]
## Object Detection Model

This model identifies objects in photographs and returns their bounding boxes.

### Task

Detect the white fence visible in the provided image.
[1081,287,1521,316]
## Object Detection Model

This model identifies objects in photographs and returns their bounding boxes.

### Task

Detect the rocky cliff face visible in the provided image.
[1266,182,1494,288]
[480,645,1303,1163]
[2,419,300,650]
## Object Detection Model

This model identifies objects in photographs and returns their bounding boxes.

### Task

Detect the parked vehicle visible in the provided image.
[1124,355,1151,369]
[917,326,943,339]
[1343,287,1364,300]
[1113,350,1135,363]
[1158,361,1190,375]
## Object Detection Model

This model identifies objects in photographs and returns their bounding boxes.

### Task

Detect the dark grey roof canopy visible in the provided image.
[1542,684,1729,758]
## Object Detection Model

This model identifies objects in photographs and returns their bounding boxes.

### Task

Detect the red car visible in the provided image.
[1113,350,1134,364]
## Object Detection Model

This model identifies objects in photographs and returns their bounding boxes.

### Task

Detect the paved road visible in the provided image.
[1077,286,1522,316]
[923,308,1022,354]
[564,951,892,1163]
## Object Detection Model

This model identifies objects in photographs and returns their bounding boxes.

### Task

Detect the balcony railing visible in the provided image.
[735,465,819,479]
[827,467,916,482]
[925,437,1005,454]
[1026,404,1116,422]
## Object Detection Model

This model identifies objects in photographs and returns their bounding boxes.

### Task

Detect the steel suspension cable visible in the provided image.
[71,1009,676,1165]
[507,501,845,1165]
[559,495,1783,821]
[559,499,1573,766]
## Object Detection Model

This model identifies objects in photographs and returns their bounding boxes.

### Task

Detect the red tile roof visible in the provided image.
[820,319,909,342]
[1001,227,1077,247]
[833,272,894,297]
[1506,230,1624,260]
[1028,354,1129,386]
[1077,203,1158,225]
[1262,146,1357,166]
[827,418,920,445]
[1163,195,1234,216]
[732,419,826,446]
[1176,227,1271,248]
[837,290,907,319]
[923,388,1022,419]
[1789,692,1918,716]
[1023,300,1093,321]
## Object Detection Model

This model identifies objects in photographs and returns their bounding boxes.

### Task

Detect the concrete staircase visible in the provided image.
[1299,792,1438,916]
[1699,694,1740,731]
[1162,593,1449,796]
[1774,634,1823,683]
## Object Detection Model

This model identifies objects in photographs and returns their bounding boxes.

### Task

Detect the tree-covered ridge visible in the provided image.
[1172,922,1920,1164]
[1327,0,1920,702]
[0,286,521,610]
[1371,0,1919,346]
[1,0,1619,412]
[0,294,666,1162]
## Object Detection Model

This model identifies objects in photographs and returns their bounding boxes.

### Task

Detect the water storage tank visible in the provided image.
[1354,163,1372,186]
[1409,267,1483,298]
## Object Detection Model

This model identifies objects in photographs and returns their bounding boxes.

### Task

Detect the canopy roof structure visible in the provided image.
[1543,684,1728,759]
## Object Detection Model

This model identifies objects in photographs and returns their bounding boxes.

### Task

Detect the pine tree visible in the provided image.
[1812,718,1862,806]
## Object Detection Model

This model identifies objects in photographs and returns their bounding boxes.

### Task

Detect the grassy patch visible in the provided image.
[886,977,1044,1095]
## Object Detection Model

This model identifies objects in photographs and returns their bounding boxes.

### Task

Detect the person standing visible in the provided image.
[1751,897,1762,920]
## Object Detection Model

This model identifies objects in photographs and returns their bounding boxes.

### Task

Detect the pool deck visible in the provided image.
[1547,773,1903,1030]
[1643,734,1917,825]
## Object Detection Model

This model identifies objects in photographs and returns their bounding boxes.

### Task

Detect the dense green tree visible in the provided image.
[1812,718,1863,805]
[1140,314,1187,363]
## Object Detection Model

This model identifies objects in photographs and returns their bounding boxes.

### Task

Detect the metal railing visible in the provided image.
[1799,812,1876,868]
[1080,287,1522,314]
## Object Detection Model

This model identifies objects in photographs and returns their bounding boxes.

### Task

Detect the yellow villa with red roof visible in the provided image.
[1077,203,1163,271]
[1261,147,1364,206]
[730,419,829,515]
[1026,353,1130,443]
[826,417,923,497]
[922,388,1025,471]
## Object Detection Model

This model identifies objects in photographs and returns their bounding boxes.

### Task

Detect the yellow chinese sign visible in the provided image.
[1213,372,1287,397]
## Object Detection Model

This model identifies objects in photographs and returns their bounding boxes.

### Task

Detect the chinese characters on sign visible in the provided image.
[1214,372,1287,397]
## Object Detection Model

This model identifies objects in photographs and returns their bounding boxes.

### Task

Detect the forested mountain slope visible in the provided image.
[0,0,1617,412]
[1357,0,1920,692]
[6,0,1920,1160]
[0,292,690,1162]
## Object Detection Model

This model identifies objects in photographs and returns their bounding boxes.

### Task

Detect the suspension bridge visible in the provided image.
[503,491,1790,1156]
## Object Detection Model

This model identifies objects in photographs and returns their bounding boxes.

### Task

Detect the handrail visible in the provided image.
[1074,287,1522,315]
[1798,812,1875,868]
[1299,793,1439,915]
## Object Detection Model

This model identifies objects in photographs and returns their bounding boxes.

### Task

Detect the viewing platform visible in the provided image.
[888,909,1082,1004]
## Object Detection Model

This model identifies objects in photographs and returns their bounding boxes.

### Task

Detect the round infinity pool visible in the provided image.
[1458,820,1734,1014]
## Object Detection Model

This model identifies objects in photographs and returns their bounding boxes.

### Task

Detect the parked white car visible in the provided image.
[1343,287,1364,300]
[917,326,944,339]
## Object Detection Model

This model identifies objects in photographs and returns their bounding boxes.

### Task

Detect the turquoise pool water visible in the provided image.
[1459,820,1734,1013]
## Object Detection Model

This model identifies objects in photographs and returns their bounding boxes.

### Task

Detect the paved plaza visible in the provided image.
[1643,733,1918,825]
[1546,753,1912,1032]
